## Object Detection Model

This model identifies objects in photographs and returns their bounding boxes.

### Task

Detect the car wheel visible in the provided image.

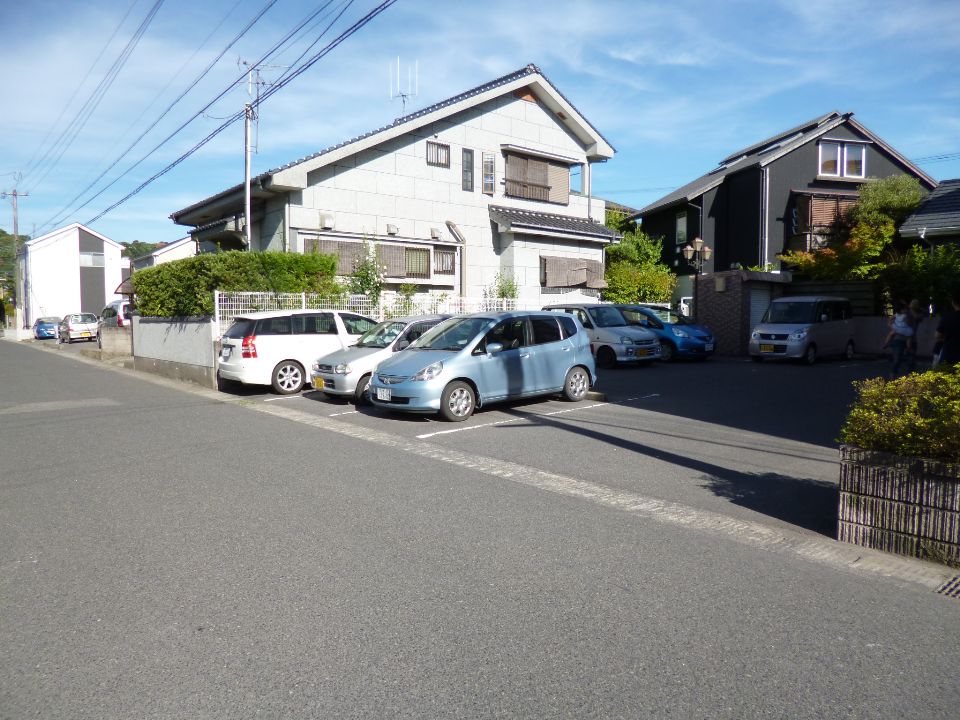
[562,366,589,402]
[440,380,475,422]
[660,341,676,362]
[844,340,855,360]
[596,346,616,369]
[804,344,817,365]
[354,374,371,405]
[271,360,305,394]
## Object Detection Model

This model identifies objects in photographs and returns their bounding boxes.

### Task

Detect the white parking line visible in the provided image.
[329,410,358,417]
[263,395,304,402]
[416,402,608,439]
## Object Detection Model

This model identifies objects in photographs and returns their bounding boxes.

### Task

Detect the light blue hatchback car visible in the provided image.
[369,311,596,421]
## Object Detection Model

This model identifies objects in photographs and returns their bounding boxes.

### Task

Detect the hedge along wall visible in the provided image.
[131,251,341,317]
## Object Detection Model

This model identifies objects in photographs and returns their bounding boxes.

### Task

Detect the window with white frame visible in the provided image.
[426,141,450,168]
[482,152,496,194]
[79,252,105,267]
[819,141,866,178]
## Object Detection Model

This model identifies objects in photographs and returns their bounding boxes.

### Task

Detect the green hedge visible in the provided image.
[131,251,342,317]
[839,366,960,463]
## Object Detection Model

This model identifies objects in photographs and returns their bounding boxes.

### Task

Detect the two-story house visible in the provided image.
[170,64,616,304]
[635,112,937,280]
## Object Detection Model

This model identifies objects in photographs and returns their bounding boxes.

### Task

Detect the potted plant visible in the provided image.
[838,365,960,567]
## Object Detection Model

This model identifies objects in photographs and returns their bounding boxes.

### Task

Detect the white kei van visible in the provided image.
[748,296,855,364]
[218,309,377,394]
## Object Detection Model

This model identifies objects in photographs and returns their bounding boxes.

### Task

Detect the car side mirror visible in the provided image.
[486,342,504,354]
[395,339,410,351]
[820,313,828,323]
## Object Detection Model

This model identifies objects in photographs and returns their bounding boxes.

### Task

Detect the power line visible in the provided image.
[38,0,280,232]
[20,0,140,181]
[24,0,166,194]
[49,0,346,231]
[87,0,398,225]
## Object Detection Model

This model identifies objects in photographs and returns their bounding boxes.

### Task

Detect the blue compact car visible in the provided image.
[613,304,715,361]
[369,311,596,421]
[32,316,61,339]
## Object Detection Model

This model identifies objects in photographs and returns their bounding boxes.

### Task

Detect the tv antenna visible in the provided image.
[389,57,418,114]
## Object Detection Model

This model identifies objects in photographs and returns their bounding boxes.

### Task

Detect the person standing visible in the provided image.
[935,292,960,367]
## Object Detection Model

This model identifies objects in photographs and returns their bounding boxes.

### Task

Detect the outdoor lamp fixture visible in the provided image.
[682,237,712,320]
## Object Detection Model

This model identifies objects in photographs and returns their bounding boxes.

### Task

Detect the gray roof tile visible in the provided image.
[901,179,960,234]
[488,204,616,240]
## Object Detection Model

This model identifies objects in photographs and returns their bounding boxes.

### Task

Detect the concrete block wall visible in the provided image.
[132,317,218,388]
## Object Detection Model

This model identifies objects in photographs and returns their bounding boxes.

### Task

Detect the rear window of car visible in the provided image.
[78,313,98,323]
[223,319,256,339]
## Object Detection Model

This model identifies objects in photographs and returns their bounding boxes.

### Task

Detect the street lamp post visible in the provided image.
[682,237,712,321]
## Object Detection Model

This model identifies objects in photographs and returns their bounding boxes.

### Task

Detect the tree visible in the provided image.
[121,240,160,259]
[778,174,926,280]
[0,228,28,298]
[348,237,385,303]
[601,211,676,303]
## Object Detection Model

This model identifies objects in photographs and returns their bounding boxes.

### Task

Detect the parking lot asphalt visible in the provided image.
[215,353,888,539]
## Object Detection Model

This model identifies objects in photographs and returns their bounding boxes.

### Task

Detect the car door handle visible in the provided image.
[519,352,530,359]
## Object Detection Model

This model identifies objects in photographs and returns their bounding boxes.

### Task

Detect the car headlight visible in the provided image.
[789,328,808,341]
[619,336,635,345]
[334,363,351,375]
[411,360,443,381]
[671,327,690,338]
[311,362,320,372]
[751,329,761,339]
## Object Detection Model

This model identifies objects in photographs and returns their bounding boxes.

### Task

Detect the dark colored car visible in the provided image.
[33,316,61,339]
[613,304,715,361]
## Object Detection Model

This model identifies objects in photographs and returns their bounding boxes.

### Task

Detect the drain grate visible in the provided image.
[936,576,960,599]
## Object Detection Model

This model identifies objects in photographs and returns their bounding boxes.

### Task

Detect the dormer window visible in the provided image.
[819,141,865,179]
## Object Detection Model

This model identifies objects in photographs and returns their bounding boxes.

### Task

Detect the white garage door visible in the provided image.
[749,287,771,330]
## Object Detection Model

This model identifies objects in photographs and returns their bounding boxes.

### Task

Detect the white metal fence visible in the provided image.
[213,290,545,337]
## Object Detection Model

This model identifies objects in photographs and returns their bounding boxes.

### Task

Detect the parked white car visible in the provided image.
[218,309,377,394]
[57,313,99,344]
[749,296,855,364]
[310,314,450,404]
[542,303,661,367]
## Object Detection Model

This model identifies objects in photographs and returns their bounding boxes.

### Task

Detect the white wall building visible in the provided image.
[15,223,127,333]
[171,64,617,304]
[131,236,196,270]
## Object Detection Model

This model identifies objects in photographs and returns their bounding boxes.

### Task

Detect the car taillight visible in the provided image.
[241,335,257,358]
[117,315,123,327]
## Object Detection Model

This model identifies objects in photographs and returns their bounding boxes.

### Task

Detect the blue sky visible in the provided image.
[2,0,958,246]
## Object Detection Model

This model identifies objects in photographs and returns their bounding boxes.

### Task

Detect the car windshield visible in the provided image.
[763,302,818,324]
[355,320,407,348]
[641,307,687,324]
[587,306,627,327]
[411,317,491,351]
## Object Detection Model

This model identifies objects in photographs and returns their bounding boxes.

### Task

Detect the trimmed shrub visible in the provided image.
[132,251,341,317]
[839,366,960,463]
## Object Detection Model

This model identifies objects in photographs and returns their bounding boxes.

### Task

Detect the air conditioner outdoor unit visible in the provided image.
[386,224,399,235]
[320,213,335,229]
[430,227,442,239]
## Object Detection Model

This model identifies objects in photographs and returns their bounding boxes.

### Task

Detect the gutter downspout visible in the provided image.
[445,220,467,298]
[585,160,593,221]
[759,166,769,269]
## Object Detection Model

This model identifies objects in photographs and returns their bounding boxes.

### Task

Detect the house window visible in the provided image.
[844,145,865,178]
[79,252,105,267]
[482,153,496,194]
[405,247,430,278]
[303,237,363,275]
[675,211,687,246]
[504,152,570,203]
[462,149,474,191]
[435,248,456,275]
[819,141,866,178]
[426,141,450,168]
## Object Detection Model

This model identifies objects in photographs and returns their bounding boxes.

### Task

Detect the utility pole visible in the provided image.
[2,175,29,328]
[240,61,260,250]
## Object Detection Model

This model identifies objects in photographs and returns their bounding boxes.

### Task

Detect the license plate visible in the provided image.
[81,331,91,337]
[760,344,774,353]
[220,347,232,360]
[705,343,714,351]
[312,377,325,390]
[376,387,392,401]
[637,348,651,356]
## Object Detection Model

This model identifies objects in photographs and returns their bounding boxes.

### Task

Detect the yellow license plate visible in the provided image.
[81,331,91,337]
[312,377,325,390]
[760,344,774,353]
[637,348,651,356]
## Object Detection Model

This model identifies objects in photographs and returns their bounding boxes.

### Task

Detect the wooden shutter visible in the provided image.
[547,162,569,204]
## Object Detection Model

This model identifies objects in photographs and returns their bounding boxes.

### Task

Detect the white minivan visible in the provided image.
[749,296,855,364]
[542,303,661,367]
[218,309,377,394]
